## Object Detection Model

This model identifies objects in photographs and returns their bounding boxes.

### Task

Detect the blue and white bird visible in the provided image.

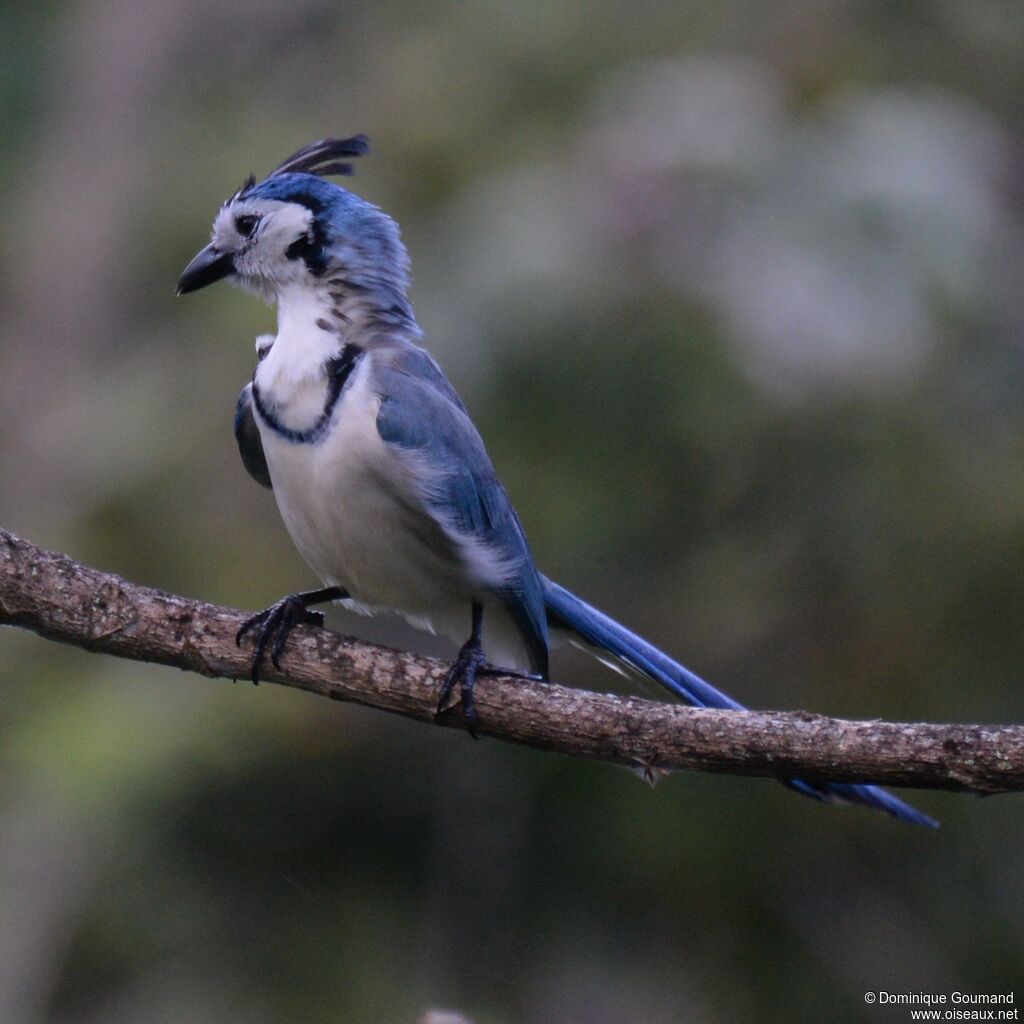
[178,136,937,828]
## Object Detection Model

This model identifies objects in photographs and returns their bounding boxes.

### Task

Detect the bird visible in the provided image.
[177,135,937,828]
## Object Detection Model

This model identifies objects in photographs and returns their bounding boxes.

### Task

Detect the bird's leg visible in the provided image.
[436,601,485,738]
[236,586,348,684]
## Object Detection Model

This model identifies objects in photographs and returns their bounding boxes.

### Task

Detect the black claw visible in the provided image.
[252,613,276,684]
[270,628,288,669]
[236,594,327,685]
[437,602,486,738]
[436,642,485,738]
[236,617,256,647]
[436,666,459,716]
[462,669,480,738]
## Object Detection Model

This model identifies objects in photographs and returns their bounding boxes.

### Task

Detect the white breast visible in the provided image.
[256,358,462,613]
[254,290,338,429]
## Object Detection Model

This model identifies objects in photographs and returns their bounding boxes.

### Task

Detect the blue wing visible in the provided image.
[374,345,548,676]
[234,383,272,489]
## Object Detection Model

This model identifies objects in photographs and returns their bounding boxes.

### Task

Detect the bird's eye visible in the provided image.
[235,214,259,238]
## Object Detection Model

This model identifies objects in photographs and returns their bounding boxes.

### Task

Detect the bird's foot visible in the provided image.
[436,636,486,738]
[236,595,326,684]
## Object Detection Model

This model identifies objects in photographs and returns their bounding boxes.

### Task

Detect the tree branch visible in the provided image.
[1,527,1021,796]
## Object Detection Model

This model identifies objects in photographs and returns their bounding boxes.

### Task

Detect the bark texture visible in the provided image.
[2,528,1021,795]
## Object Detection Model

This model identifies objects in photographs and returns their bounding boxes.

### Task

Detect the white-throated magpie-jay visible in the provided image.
[178,136,936,827]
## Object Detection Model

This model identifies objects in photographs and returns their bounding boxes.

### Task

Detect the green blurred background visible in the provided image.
[2,2,1022,1021]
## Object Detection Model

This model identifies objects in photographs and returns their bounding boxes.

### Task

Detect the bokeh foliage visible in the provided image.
[1,2,1022,1021]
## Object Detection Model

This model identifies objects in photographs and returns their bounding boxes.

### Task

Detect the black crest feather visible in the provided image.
[269,135,370,179]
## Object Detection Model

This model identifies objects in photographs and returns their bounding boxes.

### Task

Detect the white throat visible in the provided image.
[259,285,342,387]
[252,285,343,429]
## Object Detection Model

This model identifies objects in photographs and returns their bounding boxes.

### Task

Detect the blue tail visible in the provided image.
[542,578,938,828]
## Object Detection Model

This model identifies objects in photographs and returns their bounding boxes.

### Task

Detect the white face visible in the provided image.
[210,197,316,295]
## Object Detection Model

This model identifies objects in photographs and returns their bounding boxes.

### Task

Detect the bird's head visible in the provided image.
[177,136,411,304]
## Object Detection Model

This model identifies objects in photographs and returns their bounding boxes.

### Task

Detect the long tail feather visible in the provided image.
[542,577,938,828]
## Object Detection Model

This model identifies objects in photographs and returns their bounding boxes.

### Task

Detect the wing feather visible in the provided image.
[234,384,272,489]
[374,347,548,675]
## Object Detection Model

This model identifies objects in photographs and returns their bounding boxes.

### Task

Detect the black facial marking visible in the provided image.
[251,344,364,445]
[279,191,331,276]
[235,214,259,238]
[285,232,326,275]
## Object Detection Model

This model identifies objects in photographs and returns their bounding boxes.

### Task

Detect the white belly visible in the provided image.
[257,360,453,609]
